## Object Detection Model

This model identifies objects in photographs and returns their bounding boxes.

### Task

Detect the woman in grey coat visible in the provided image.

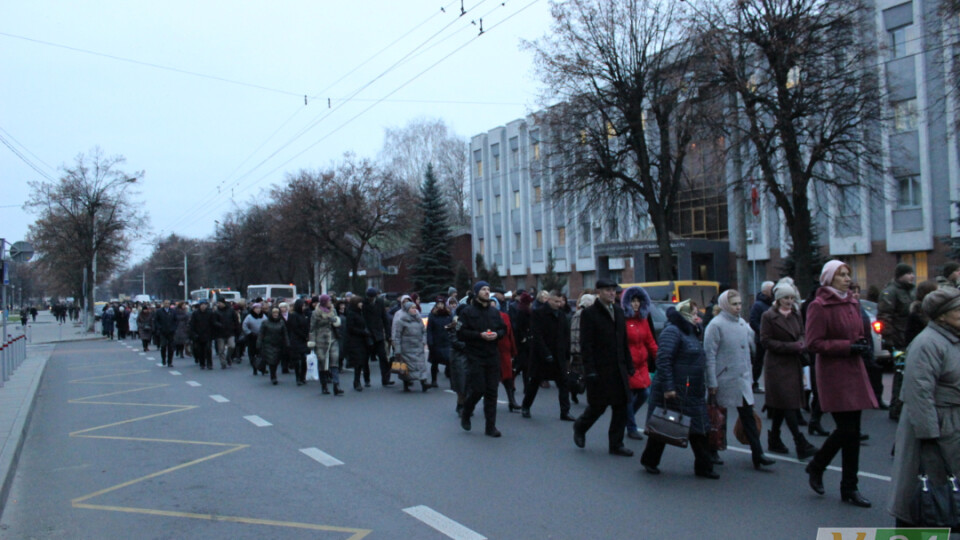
[704,290,774,470]
[888,287,960,529]
[395,301,430,392]
[308,295,343,396]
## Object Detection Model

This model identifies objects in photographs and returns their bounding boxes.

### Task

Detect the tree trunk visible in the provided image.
[650,209,675,281]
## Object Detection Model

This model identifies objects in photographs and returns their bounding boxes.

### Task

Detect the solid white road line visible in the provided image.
[244,415,272,427]
[169,370,181,376]
[186,381,201,387]
[299,447,344,467]
[402,505,486,540]
[723,445,891,481]
[209,395,229,403]
[444,390,457,394]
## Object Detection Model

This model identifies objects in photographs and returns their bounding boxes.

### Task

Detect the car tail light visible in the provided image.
[872,320,883,334]
[671,294,678,302]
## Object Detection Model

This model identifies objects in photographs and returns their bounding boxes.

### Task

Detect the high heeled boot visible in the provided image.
[794,433,818,460]
[767,430,789,454]
[505,380,521,413]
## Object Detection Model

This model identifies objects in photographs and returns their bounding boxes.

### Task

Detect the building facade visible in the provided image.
[471,0,959,298]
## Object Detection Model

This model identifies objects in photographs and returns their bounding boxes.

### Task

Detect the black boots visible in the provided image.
[322,383,330,395]
[808,420,829,436]
[795,434,818,461]
[506,384,521,413]
[841,491,872,508]
[421,379,430,393]
[806,463,825,494]
[768,430,789,454]
[333,384,344,396]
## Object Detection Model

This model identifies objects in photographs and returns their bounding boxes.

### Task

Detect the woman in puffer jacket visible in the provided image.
[621,286,657,440]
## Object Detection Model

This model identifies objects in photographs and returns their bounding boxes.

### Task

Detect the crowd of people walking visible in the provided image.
[82,258,960,530]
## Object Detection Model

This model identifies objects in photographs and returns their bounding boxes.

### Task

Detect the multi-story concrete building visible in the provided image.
[472,0,959,297]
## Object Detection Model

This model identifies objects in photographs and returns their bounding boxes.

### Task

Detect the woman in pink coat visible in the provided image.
[804,260,877,508]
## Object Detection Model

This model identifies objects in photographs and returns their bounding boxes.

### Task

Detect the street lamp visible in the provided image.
[88,177,137,332]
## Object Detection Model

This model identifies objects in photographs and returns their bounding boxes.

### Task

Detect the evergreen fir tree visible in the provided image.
[475,252,490,282]
[541,249,567,292]
[454,262,471,297]
[411,164,455,299]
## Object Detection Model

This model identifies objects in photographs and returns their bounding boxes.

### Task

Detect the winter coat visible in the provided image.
[242,312,265,337]
[805,287,878,413]
[101,309,115,334]
[456,298,506,366]
[213,306,241,339]
[905,301,929,347]
[579,300,633,406]
[749,292,772,341]
[760,308,806,410]
[116,309,129,332]
[137,310,153,341]
[154,307,178,337]
[447,308,468,395]
[129,309,139,333]
[344,306,370,366]
[648,309,708,434]
[285,309,310,357]
[878,279,915,349]
[529,304,571,381]
[257,317,289,367]
[497,311,518,381]
[396,310,428,381]
[888,321,960,522]
[512,308,533,373]
[426,311,453,366]
[309,308,340,371]
[621,286,657,389]
[189,308,216,342]
[173,308,191,345]
[704,311,756,409]
[362,296,392,343]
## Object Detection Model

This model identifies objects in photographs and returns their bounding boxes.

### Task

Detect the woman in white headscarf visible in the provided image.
[704,290,774,470]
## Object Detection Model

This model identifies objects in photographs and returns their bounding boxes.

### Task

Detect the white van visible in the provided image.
[245,284,297,302]
[189,288,241,304]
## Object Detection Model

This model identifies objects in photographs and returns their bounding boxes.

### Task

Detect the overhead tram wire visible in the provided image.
[0,31,304,98]
[0,132,56,182]
[168,0,542,235]
[159,1,494,235]
[0,125,56,173]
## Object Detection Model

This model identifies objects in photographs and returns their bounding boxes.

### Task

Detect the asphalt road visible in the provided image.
[0,338,906,539]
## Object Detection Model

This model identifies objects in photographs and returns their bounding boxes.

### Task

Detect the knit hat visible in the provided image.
[943,262,960,279]
[319,294,331,307]
[448,287,457,297]
[773,278,799,301]
[922,287,960,319]
[366,287,378,298]
[473,281,489,295]
[895,263,915,279]
[578,293,597,309]
[402,301,415,311]
[819,260,849,287]
[519,292,533,305]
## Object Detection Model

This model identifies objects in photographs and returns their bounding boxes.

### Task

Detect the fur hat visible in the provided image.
[895,263,915,279]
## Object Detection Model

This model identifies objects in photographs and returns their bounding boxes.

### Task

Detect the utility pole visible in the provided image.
[1,238,7,341]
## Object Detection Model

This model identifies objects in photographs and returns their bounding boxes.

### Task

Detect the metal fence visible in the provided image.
[0,333,27,386]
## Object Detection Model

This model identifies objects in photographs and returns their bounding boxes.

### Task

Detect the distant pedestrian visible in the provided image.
[345,296,371,391]
[243,303,266,375]
[395,300,430,392]
[258,307,289,385]
[137,305,153,351]
[102,306,115,340]
[308,294,343,396]
[154,300,178,366]
[621,286,657,441]
[189,300,215,370]
[521,290,573,421]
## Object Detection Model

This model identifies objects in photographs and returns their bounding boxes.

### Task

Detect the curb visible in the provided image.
[0,346,53,517]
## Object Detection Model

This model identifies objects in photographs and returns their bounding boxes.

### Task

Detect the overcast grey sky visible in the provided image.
[1,0,552,262]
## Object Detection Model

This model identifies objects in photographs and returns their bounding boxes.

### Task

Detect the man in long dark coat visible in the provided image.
[573,278,634,456]
[521,289,573,420]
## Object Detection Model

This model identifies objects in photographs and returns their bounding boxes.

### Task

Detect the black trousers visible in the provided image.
[369,340,391,385]
[159,334,175,364]
[521,367,571,415]
[641,433,714,474]
[809,410,862,492]
[352,351,370,387]
[574,387,628,451]
[291,351,306,383]
[462,360,500,428]
[194,340,212,368]
[752,344,765,385]
[736,403,764,461]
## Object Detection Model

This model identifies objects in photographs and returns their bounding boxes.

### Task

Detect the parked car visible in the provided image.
[858,299,892,367]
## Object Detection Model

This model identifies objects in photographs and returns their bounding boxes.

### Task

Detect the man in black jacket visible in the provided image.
[521,289,573,421]
[363,288,395,387]
[457,281,507,437]
[189,300,216,370]
[153,300,178,367]
[213,299,240,369]
[573,278,635,456]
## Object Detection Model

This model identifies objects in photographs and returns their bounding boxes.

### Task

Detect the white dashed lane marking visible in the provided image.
[300,447,344,467]
[169,371,181,376]
[402,505,486,540]
[210,395,229,403]
[186,381,201,387]
[244,415,272,427]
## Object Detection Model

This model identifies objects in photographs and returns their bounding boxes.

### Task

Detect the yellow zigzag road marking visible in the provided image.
[67,365,371,538]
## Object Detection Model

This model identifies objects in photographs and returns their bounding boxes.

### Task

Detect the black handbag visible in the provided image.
[910,442,960,528]
[645,404,692,448]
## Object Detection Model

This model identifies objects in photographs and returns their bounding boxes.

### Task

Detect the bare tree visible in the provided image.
[25,147,146,328]
[700,0,884,293]
[524,0,716,280]
[379,118,470,226]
